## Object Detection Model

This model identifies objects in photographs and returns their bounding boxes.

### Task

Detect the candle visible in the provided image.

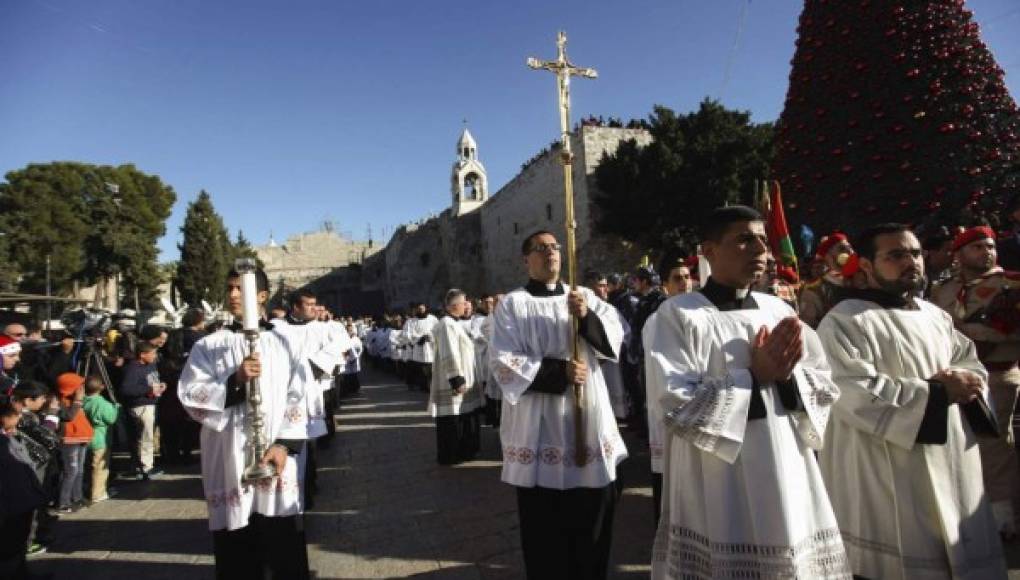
[240,270,260,331]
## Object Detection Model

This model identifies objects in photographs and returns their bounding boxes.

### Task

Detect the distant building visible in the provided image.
[357,124,653,312]
[255,228,381,308]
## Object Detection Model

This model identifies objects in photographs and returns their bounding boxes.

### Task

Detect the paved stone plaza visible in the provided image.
[30,366,655,579]
[29,365,1020,579]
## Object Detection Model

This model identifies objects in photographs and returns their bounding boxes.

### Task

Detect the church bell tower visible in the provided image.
[451,128,488,216]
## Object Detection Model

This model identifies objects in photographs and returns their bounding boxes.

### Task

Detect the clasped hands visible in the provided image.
[750,317,804,384]
[931,368,984,404]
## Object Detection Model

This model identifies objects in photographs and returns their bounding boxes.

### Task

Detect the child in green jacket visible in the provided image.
[82,376,120,503]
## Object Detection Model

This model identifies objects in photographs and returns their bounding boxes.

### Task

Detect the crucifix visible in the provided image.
[527,31,598,467]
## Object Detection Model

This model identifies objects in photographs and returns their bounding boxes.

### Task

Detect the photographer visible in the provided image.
[44,332,77,386]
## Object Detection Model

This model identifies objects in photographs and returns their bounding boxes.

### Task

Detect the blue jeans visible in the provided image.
[59,444,88,507]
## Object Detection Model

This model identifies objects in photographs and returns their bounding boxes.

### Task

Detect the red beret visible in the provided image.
[816,232,849,259]
[840,253,861,279]
[952,225,996,252]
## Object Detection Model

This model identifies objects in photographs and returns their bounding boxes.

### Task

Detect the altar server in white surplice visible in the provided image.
[816,223,1006,580]
[490,230,626,580]
[178,267,309,579]
[645,205,850,580]
[402,304,439,392]
[270,289,351,508]
[430,289,484,465]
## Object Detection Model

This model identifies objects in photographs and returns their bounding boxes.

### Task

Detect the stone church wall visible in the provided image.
[295,125,653,314]
[479,126,653,293]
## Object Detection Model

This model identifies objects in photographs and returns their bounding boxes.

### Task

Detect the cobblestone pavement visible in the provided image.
[29,365,1020,578]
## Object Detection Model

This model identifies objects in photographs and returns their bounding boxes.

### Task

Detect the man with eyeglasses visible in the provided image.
[3,323,27,342]
[489,230,626,579]
[931,225,1020,540]
[817,223,1005,579]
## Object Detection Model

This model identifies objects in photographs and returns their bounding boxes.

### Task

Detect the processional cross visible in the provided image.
[527,31,597,467]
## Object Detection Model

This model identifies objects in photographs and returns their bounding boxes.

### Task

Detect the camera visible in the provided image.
[61,308,112,338]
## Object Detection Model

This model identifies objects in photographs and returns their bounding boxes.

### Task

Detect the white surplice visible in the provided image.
[467,314,490,392]
[603,304,630,420]
[644,290,850,579]
[343,335,363,375]
[429,315,484,417]
[402,314,439,364]
[479,315,502,400]
[489,284,627,489]
[270,318,351,440]
[644,310,668,474]
[817,297,1006,580]
[178,328,302,531]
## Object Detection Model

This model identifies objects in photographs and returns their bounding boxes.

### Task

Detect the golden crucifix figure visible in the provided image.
[527,31,597,467]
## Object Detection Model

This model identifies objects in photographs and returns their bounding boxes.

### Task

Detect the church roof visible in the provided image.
[457,128,477,152]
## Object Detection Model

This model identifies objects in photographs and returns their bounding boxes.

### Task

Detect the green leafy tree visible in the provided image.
[593,99,774,255]
[0,218,19,292]
[81,164,176,303]
[177,190,231,305]
[230,230,264,269]
[773,0,1020,234]
[0,162,174,300]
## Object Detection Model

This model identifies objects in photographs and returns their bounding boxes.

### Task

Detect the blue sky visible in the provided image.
[2,0,1019,261]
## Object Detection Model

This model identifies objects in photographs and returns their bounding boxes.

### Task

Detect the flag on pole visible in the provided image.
[763,180,798,272]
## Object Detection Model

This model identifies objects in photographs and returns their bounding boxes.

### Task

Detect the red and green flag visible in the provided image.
[762,180,798,272]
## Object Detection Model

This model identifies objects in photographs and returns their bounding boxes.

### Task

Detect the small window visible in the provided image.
[514,222,519,235]
[546,203,553,221]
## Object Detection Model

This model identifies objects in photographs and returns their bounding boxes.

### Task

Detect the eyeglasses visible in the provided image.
[528,243,562,253]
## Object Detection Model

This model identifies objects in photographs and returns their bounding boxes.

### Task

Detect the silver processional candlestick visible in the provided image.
[237,258,275,484]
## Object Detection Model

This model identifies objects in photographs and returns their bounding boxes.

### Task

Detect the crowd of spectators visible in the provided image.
[0,308,212,576]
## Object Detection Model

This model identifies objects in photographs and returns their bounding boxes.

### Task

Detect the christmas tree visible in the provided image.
[773,0,1020,238]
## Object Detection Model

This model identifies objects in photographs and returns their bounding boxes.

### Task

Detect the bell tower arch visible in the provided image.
[451,128,488,216]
